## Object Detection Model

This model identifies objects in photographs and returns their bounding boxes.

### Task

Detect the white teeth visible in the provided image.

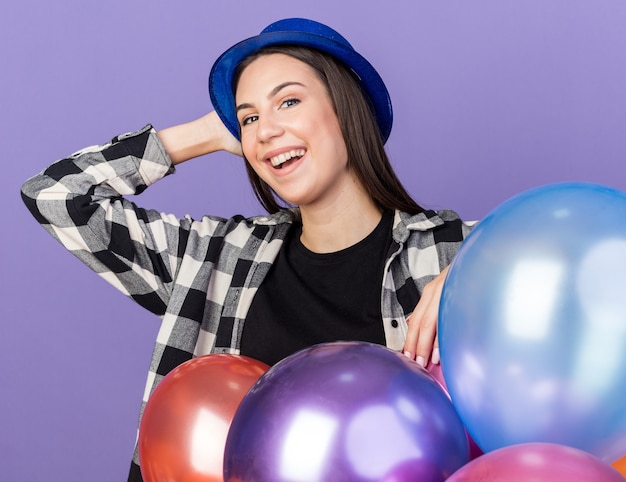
[270,154,286,167]
[269,149,305,167]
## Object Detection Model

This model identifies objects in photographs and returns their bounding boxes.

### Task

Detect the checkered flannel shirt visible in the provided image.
[21,124,475,479]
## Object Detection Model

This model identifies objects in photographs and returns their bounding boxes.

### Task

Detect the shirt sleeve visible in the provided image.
[20,124,186,316]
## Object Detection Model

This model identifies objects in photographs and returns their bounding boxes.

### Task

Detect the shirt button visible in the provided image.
[391,319,399,328]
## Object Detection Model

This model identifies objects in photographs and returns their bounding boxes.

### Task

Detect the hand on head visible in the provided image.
[157,110,242,165]
[207,111,243,157]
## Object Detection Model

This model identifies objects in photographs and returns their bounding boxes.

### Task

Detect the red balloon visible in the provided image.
[448,443,625,482]
[138,354,269,482]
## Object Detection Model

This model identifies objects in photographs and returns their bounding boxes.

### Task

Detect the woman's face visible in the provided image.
[235,53,352,210]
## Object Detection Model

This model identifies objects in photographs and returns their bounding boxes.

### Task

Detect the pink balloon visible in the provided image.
[427,361,483,461]
[426,361,447,392]
[448,443,626,482]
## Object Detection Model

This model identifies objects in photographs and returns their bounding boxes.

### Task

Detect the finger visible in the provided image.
[431,335,440,365]
[406,282,440,366]
[403,296,434,365]
[414,317,437,367]
[402,313,419,361]
[402,288,432,360]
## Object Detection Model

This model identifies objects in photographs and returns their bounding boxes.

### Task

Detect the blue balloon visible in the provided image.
[439,182,626,463]
[224,341,469,481]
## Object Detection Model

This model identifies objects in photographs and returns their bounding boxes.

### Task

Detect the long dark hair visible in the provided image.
[234,45,424,215]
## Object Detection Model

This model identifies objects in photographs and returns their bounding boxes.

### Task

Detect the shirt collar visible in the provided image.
[392,209,445,243]
[252,208,445,242]
[252,208,298,226]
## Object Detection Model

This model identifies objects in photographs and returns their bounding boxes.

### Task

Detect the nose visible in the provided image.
[256,112,284,143]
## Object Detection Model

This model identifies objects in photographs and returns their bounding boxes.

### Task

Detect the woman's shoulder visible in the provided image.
[393,209,475,244]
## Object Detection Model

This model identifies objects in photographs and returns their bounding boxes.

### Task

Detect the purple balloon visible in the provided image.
[447,443,626,482]
[379,459,445,482]
[224,342,469,481]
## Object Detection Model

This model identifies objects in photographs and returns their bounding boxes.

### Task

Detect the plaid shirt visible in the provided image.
[21,124,474,479]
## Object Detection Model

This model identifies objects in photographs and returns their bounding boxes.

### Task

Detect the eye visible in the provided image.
[280,98,300,109]
[241,115,258,126]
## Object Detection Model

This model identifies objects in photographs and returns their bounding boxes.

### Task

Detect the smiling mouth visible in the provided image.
[269,149,306,169]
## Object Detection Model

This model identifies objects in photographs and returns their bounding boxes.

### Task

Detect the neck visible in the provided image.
[299,187,383,254]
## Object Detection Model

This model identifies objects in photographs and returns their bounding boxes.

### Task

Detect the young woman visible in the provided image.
[21,18,474,481]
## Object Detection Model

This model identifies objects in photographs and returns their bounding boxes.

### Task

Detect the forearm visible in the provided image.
[157,111,242,165]
[157,114,216,165]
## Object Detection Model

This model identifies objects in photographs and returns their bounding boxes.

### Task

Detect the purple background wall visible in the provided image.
[2,1,625,480]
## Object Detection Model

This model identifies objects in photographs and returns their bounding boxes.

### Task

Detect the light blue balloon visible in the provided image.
[439,182,626,463]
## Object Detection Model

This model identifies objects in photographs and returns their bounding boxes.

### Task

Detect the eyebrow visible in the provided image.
[236,81,305,112]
